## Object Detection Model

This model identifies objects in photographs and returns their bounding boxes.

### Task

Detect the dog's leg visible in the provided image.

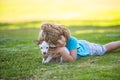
[44,55,52,63]
[60,57,63,63]
[42,58,45,63]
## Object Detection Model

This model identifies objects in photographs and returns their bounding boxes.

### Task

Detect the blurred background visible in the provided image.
[0,0,120,28]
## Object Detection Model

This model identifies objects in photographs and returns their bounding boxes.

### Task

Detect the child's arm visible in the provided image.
[69,49,77,61]
[54,36,77,62]
[54,47,77,62]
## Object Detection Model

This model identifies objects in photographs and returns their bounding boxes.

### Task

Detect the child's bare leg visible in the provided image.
[104,41,120,52]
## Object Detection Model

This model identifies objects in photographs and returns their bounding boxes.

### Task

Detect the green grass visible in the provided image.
[0,23,120,80]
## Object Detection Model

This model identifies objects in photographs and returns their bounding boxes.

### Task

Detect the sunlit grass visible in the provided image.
[74,28,119,34]
[0,20,120,30]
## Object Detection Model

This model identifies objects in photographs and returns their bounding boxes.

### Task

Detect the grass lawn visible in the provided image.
[0,22,120,80]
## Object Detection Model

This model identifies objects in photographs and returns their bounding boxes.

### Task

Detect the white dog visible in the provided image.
[40,41,70,63]
[34,40,70,63]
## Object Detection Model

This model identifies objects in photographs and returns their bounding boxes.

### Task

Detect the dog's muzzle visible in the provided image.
[43,52,47,55]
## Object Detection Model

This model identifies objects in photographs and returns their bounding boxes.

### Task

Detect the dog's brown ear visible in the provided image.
[33,40,40,45]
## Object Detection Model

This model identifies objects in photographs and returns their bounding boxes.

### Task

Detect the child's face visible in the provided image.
[56,36,66,47]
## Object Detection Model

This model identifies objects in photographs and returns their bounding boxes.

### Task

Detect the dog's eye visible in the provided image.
[46,47,48,49]
[40,47,43,49]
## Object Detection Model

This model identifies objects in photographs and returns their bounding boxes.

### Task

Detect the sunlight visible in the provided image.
[0,0,120,26]
[74,29,115,34]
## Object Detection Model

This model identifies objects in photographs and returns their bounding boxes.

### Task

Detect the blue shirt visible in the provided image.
[66,36,90,59]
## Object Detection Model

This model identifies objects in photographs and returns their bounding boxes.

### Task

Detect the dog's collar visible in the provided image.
[49,44,56,47]
[49,47,56,49]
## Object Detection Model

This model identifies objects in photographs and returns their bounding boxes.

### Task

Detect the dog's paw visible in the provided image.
[42,60,48,64]
[42,60,46,64]
[44,61,49,63]
[42,61,45,64]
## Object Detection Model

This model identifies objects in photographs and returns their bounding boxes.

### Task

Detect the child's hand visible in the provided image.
[48,47,62,55]
[48,47,59,54]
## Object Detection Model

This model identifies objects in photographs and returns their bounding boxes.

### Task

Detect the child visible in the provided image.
[38,23,120,62]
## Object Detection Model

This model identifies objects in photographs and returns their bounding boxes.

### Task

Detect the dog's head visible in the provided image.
[34,40,49,55]
[39,41,49,55]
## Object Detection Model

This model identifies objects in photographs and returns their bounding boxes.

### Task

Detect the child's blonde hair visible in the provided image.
[39,23,70,45]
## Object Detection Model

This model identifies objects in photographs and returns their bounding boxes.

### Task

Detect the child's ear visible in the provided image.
[33,40,40,45]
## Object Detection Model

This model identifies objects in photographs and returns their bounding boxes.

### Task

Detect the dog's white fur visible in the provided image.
[38,41,49,63]
[39,41,70,63]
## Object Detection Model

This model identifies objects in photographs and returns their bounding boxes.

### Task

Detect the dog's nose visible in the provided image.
[43,52,46,54]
